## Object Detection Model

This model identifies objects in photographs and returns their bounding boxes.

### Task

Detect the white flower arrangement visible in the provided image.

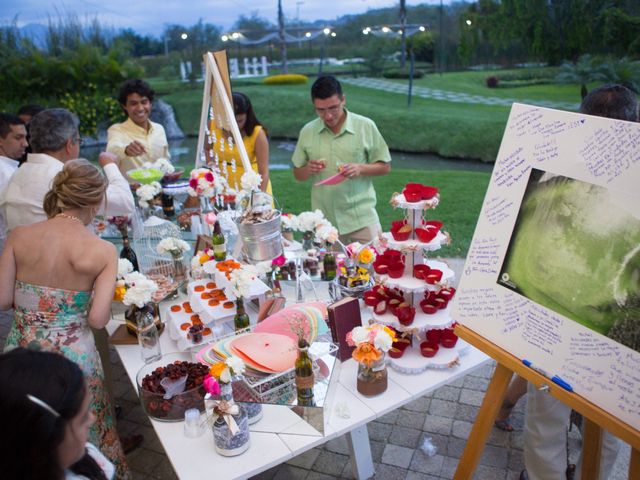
[240,169,262,192]
[347,324,395,353]
[117,258,133,279]
[157,237,191,258]
[223,262,269,299]
[315,220,339,245]
[188,168,216,197]
[121,271,159,308]
[296,209,327,234]
[280,213,297,232]
[137,182,162,208]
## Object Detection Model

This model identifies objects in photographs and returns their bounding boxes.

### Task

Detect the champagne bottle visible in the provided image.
[323,251,337,281]
[295,338,315,406]
[233,298,250,332]
[212,220,226,261]
[120,236,140,272]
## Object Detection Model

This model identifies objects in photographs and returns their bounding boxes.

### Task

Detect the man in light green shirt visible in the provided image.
[292,75,391,243]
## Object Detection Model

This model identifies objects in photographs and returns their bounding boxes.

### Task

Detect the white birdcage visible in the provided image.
[132,215,189,281]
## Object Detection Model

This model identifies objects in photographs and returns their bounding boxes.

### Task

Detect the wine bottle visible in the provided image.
[212,220,226,261]
[295,338,315,406]
[161,193,175,218]
[120,236,140,271]
[233,298,250,332]
[323,251,337,281]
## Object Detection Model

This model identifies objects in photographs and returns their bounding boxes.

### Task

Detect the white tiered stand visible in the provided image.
[371,192,469,373]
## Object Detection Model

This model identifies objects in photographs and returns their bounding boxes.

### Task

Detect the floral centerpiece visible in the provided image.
[280,213,296,241]
[337,242,376,289]
[157,237,191,281]
[114,259,161,337]
[136,182,162,209]
[190,248,216,280]
[203,356,251,455]
[347,324,395,396]
[107,215,131,239]
[188,167,216,198]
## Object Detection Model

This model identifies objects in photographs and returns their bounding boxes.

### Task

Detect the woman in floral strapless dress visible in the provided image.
[0,159,129,479]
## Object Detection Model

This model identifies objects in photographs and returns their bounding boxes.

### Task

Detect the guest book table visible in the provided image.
[108,283,489,479]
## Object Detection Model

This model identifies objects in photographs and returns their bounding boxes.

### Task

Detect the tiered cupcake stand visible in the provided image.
[367,190,469,374]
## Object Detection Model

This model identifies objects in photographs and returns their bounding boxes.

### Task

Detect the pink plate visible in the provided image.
[314,172,347,186]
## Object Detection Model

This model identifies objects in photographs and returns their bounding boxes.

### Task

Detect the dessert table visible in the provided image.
[107,282,489,479]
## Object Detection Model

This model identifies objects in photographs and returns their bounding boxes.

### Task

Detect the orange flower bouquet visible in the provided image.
[346,324,395,396]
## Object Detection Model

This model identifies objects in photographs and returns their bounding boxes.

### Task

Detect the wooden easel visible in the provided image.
[453,324,640,480]
[194,50,251,173]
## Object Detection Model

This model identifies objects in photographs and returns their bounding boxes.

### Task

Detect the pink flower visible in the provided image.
[204,212,217,225]
[345,331,355,347]
[189,178,198,189]
[204,171,214,182]
[203,375,221,396]
[271,254,286,267]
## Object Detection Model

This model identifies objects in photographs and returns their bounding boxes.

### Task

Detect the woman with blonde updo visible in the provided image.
[0,158,130,478]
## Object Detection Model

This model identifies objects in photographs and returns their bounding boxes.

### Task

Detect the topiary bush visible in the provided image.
[263,74,308,85]
[383,68,425,79]
[485,76,499,88]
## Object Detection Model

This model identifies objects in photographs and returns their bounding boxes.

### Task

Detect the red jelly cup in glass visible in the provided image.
[425,269,443,284]
[413,264,430,280]
[373,262,389,274]
[421,185,439,200]
[425,329,442,344]
[420,341,439,357]
[363,291,378,306]
[385,249,403,263]
[420,300,439,314]
[387,263,405,279]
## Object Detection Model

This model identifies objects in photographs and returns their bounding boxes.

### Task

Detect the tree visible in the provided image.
[233,12,274,36]
[601,56,640,93]
[555,54,606,99]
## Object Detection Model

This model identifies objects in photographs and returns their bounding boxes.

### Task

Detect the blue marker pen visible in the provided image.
[522,359,573,392]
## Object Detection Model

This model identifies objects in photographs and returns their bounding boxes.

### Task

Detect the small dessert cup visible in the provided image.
[421,185,439,200]
[425,269,443,284]
[419,300,438,314]
[396,305,416,326]
[420,341,439,357]
[387,263,405,279]
[413,264,430,280]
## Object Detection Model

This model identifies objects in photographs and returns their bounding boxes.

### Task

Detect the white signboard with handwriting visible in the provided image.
[452,103,640,430]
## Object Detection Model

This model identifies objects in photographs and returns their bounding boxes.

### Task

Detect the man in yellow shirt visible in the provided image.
[107,79,170,180]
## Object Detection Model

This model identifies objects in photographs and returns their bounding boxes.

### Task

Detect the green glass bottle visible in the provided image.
[295,338,315,406]
[323,251,336,281]
[212,220,226,261]
[233,298,250,332]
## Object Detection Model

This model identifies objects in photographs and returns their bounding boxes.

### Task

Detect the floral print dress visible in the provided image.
[4,281,129,479]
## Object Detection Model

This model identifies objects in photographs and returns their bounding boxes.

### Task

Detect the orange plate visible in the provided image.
[170,305,181,312]
[182,301,191,309]
[194,285,205,292]
[203,327,212,336]
[206,282,216,289]
[208,299,220,307]
[190,314,201,322]
[180,323,191,331]
[223,301,235,309]
[201,292,211,299]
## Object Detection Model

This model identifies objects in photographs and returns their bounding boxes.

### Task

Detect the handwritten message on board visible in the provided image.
[453,103,640,431]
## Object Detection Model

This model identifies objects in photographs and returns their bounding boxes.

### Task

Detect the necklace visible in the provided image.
[55,213,84,224]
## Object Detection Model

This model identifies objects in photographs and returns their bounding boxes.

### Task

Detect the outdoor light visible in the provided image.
[330,32,336,37]
[398,29,403,35]
[231,32,240,39]
[305,32,311,38]
[181,33,188,40]
[381,26,390,33]
[419,26,426,32]
[466,19,472,26]
[323,27,330,35]
[362,29,369,35]
[221,35,229,42]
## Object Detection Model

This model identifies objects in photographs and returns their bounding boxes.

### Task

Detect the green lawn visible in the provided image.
[161,80,509,162]
[270,168,491,257]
